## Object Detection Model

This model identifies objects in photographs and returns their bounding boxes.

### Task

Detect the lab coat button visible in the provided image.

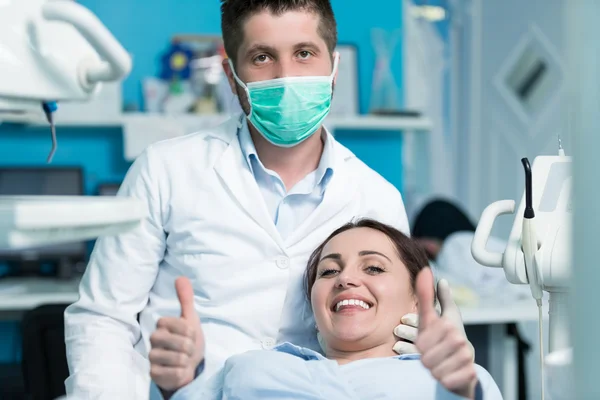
[261,337,276,349]
[276,256,290,269]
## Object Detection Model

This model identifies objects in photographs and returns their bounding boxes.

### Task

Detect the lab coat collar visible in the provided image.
[213,114,286,250]
[213,113,357,251]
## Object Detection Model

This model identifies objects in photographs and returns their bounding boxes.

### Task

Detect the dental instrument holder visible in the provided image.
[471,154,572,355]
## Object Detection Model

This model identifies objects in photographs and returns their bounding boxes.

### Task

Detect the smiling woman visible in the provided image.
[304,219,431,363]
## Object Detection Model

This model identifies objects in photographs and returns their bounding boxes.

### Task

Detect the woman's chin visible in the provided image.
[328,329,373,349]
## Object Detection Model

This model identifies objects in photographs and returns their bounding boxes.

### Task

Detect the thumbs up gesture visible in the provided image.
[150,277,205,392]
[415,268,478,399]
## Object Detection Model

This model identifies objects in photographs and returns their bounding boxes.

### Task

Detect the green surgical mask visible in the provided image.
[229,53,339,147]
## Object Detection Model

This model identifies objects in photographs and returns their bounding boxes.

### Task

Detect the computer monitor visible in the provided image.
[0,167,87,277]
[97,183,121,196]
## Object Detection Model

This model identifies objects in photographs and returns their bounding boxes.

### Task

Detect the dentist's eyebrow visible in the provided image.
[358,250,391,262]
[293,41,321,54]
[245,43,277,56]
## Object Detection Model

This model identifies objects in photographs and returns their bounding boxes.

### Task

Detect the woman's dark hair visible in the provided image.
[304,218,430,301]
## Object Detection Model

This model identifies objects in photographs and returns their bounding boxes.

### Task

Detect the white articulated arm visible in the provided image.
[471,200,515,268]
[42,1,132,91]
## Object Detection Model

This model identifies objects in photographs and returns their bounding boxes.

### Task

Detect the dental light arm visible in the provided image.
[41,1,132,89]
[1,0,131,109]
[0,1,143,250]
[0,0,132,161]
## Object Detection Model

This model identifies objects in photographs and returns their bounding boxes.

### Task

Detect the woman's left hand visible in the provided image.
[414,268,478,399]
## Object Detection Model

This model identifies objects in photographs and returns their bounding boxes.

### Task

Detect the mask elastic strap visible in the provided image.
[330,51,340,80]
[227,59,253,117]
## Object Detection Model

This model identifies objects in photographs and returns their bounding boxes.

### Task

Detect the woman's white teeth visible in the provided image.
[335,299,371,312]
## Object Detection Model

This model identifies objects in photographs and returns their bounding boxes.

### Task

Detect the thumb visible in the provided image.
[415,267,437,329]
[436,278,455,310]
[437,278,472,358]
[437,278,462,324]
[175,277,199,322]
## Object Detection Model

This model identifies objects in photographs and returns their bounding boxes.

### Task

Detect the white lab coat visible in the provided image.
[63,114,410,399]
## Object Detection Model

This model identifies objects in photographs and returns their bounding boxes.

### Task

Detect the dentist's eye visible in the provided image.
[297,50,312,59]
[365,265,385,274]
[253,54,270,64]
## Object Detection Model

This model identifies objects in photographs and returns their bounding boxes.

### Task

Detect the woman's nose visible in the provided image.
[336,270,360,288]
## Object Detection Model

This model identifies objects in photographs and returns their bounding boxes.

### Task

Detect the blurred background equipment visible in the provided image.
[0,167,88,280]
[0,2,141,397]
[144,34,231,115]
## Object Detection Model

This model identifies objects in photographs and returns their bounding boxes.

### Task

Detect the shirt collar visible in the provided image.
[273,342,421,362]
[237,117,335,190]
[316,127,335,191]
[273,342,327,361]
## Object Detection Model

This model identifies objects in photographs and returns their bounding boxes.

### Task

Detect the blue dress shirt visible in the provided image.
[237,120,334,240]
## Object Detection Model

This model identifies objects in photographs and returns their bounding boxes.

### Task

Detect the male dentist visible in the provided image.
[64,0,471,398]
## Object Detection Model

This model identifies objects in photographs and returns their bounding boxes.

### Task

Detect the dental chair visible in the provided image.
[21,304,70,400]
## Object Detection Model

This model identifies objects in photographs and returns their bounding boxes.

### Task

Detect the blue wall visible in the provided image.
[0,126,128,194]
[0,0,405,364]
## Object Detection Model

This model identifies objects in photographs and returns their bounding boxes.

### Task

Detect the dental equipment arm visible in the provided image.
[0,0,131,116]
[521,157,543,304]
[471,144,572,400]
[520,157,545,400]
[0,0,143,250]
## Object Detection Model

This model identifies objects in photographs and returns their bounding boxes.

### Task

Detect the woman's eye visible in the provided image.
[366,265,385,274]
[319,269,339,277]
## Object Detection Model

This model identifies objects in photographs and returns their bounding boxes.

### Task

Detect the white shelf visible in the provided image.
[327,115,432,131]
[23,112,432,161]
[0,196,144,250]
[28,112,432,131]
[52,115,123,127]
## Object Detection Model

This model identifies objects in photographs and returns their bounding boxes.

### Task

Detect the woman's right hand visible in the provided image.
[150,277,205,393]
[415,268,478,399]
